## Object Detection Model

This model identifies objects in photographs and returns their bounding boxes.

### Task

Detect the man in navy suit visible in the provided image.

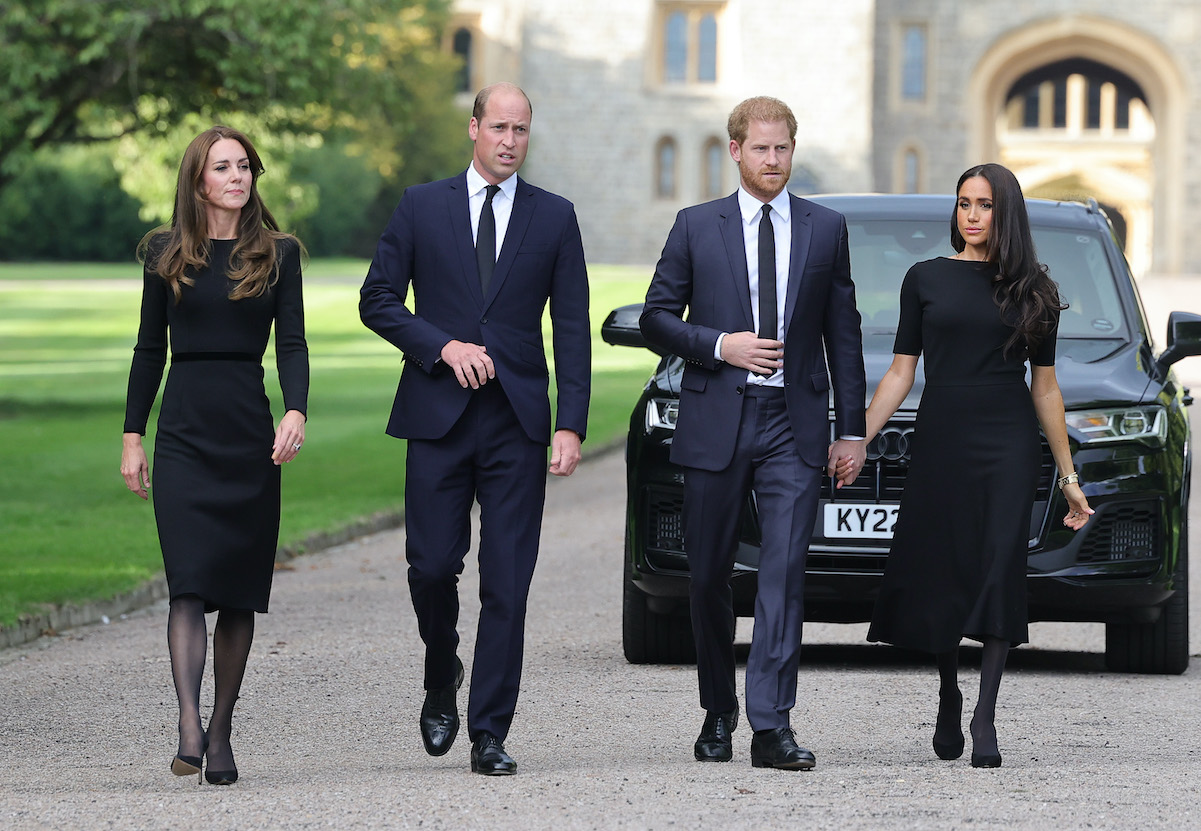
[360,82,590,775]
[640,96,866,770]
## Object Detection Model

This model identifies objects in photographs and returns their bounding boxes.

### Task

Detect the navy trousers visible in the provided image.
[682,386,822,731]
[403,381,547,742]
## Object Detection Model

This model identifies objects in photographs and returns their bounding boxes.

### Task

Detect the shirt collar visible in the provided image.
[466,164,518,201]
[737,186,791,226]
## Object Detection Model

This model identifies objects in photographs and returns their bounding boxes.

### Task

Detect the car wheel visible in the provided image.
[622,548,697,665]
[1104,518,1189,675]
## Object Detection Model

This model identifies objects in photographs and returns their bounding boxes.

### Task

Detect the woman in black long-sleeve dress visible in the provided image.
[839,164,1092,768]
[121,126,308,785]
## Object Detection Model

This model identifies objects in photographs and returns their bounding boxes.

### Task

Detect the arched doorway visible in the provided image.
[968,16,1187,276]
[999,58,1152,273]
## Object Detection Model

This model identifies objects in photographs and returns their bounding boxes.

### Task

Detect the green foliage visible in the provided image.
[0,0,466,211]
[0,144,146,260]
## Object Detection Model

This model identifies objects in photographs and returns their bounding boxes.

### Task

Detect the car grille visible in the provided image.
[645,486,685,552]
[825,420,1055,502]
[1076,501,1160,563]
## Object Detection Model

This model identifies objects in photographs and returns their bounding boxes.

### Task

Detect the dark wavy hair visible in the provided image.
[951,163,1066,358]
[139,126,296,303]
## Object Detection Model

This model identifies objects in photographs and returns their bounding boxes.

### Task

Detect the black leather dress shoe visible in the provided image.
[471,732,517,775]
[694,709,738,762]
[420,656,464,757]
[749,727,816,770]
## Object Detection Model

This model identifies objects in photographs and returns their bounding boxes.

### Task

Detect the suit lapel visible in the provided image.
[448,173,484,305]
[718,194,755,332]
[784,194,813,337]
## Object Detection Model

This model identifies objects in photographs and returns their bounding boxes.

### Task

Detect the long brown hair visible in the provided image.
[139,126,293,303]
[950,163,1066,358]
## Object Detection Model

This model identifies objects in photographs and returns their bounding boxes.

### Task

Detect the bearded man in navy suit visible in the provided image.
[360,82,590,776]
[641,96,866,770]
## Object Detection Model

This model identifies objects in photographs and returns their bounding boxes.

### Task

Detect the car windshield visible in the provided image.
[848,219,1129,354]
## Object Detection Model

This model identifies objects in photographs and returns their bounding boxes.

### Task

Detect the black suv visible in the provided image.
[603,194,1201,674]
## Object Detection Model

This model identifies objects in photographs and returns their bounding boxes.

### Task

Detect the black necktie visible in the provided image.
[758,204,777,341]
[477,184,500,292]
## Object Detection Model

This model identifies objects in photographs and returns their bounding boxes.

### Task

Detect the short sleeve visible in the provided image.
[1030,306,1060,366]
[892,264,923,356]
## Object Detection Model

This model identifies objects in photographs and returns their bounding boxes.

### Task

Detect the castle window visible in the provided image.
[452,28,473,94]
[656,3,725,85]
[901,25,927,101]
[703,137,725,199]
[656,137,678,199]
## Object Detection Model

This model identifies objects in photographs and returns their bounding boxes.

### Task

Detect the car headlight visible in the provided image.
[1065,405,1167,446]
[645,398,679,432]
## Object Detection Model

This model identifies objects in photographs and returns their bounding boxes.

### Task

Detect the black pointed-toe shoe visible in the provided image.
[420,656,465,757]
[749,727,816,770]
[204,764,238,785]
[170,734,209,783]
[933,689,965,760]
[470,732,517,775]
[971,751,1003,769]
[694,709,738,762]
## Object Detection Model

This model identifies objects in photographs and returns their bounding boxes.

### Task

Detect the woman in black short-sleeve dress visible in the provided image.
[841,164,1092,768]
[121,126,308,785]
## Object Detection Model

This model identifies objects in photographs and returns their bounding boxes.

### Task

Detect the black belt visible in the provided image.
[743,384,785,398]
[172,352,260,363]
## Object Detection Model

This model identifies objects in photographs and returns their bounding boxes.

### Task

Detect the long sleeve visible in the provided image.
[548,205,591,440]
[273,238,309,416]
[123,260,169,435]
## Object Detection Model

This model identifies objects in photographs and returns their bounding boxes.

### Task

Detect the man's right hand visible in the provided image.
[720,331,783,375]
[440,340,495,389]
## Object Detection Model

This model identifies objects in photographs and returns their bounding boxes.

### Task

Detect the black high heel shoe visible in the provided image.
[969,715,1002,768]
[932,688,964,760]
[204,765,238,786]
[171,734,209,783]
[204,733,238,785]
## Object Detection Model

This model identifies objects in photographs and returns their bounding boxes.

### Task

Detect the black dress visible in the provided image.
[866,257,1057,652]
[124,237,308,612]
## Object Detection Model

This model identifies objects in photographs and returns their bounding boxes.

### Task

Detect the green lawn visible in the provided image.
[0,261,658,628]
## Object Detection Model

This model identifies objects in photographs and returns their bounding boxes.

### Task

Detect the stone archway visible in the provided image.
[967,15,1187,275]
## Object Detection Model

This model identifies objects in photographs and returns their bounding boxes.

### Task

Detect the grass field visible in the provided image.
[0,260,659,628]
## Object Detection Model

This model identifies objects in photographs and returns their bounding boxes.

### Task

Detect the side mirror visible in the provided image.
[1156,311,1201,372]
[601,303,669,356]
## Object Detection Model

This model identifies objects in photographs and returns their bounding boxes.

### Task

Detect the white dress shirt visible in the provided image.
[714,187,792,387]
[466,163,518,260]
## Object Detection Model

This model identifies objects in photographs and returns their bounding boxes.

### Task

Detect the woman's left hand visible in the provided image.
[272,409,307,465]
[1062,483,1093,531]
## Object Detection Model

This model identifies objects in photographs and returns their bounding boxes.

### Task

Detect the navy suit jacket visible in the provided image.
[640,192,866,471]
[360,172,590,445]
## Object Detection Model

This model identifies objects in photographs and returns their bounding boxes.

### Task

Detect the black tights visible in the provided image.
[167,596,255,771]
[934,637,1009,758]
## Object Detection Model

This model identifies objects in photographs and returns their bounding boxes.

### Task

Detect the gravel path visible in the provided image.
[2,443,1199,830]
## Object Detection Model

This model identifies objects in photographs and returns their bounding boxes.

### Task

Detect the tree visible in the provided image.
[0,0,466,196]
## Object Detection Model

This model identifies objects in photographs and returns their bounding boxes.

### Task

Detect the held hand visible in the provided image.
[827,438,867,489]
[272,409,307,465]
[549,429,582,477]
[441,340,495,389]
[121,433,151,500]
[721,331,783,376]
[1061,483,1094,531]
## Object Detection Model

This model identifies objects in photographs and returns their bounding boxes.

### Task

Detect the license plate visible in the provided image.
[823,503,900,539]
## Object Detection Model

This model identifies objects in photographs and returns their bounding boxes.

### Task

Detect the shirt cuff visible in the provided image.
[714,332,727,362]
[839,435,865,441]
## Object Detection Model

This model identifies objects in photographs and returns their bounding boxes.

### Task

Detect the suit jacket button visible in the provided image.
[736,386,744,395]
[480,317,488,324]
